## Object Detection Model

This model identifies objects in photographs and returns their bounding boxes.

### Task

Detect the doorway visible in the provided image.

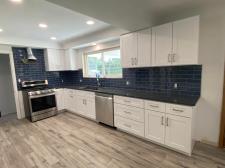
[0,54,17,117]
[219,66,225,148]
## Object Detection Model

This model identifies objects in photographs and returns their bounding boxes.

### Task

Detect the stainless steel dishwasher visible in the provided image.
[95,93,114,127]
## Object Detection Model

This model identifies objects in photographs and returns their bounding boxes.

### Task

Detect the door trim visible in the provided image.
[0,45,22,119]
[219,66,225,148]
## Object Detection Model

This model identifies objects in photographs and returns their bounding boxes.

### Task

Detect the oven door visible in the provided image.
[29,93,57,116]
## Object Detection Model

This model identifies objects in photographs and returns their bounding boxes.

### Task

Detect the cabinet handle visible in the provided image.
[131,58,134,66]
[135,58,138,65]
[173,108,183,112]
[172,53,176,62]
[168,54,171,63]
[161,116,164,125]
[124,111,131,114]
[124,124,131,128]
[166,117,169,126]
[150,105,159,108]
[124,100,131,103]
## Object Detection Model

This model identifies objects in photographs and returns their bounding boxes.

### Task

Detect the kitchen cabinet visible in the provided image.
[152,23,173,66]
[45,48,82,71]
[74,90,96,120]
[114,96,145,137]
[145,110,165,144]
[120,29,151,68]
[45,48,65,71]
[144,101,195,155]
[56,89,65,111]
[137,28,152,67]
[152,16,199,66]
[64,49,82,70]
[120,32,138,68]
[64,89,76,112]
[172,16,199,65]
[165,114,191,153]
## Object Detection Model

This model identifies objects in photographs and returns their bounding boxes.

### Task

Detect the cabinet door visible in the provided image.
[56,89,64,110]
[165,114,191,153]
[152,23,173,66]
[145,110,165,144]
[137,28,151,67]
[120,33,138,68]
[85,100,96,120]
[74,96,86,116]
[172,16,199,65]
[45,49,65,71]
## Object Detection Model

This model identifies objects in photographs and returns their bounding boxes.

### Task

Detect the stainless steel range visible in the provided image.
[22,80,57,122]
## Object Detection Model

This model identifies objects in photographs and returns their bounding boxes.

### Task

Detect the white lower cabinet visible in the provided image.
[56,89,65,111]
[114,116,144,137]
[144,102,194,155]
[62,89,96,120]
[145,110,165,144]
[165,114,191,153]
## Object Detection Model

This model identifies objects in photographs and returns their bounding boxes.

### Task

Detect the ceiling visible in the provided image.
[46,0,225,31]
[0,0,110,42]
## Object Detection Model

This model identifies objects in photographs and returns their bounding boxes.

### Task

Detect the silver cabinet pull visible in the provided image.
[124,124,131,128]
[150,105,159,108]
[161,116,164,125]
[173,108,183,112]
[124,111,131,114]
[171,53,176,63]
[135,58,138,65]
[168,54,171,63]
[124,100,131,103]
[166,117,169,126]
[131,58,134,66]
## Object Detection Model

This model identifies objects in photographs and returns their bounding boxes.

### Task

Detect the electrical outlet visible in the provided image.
[126,81,130,86]
[174,83,178,89]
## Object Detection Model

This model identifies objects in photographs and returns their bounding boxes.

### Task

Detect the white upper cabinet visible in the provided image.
[45,48,82,71]
[45,48,66,71]
[121,32,138,68]
[152,23,173,66]
[172,16,199,65]
[137,28,152,67]
[152,16,199,66]
[65,49,82,71]
[121,29,151,68]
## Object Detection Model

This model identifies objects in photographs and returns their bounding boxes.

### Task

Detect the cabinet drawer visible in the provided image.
[114,96,144,108]
[75,90,95,100]
[166,104,193,118]
[115,116,144,137]
[145,100,166,112]
[114,103,144,122]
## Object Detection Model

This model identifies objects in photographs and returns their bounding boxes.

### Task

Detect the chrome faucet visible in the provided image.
[96,73,101,87]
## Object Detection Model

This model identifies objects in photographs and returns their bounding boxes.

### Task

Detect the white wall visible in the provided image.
[157,5,225,145]
[0,54,17,116]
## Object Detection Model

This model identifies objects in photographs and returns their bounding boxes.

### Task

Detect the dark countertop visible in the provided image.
[63,86,200,106]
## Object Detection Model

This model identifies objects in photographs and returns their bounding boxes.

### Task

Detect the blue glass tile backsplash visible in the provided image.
[12,47,202,96]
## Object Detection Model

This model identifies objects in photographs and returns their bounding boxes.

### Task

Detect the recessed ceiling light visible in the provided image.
[91,43,97,46]
[86,20,95,25]
[10,0,23,3]
[39,23,48,28]
[50,37,57,40]
[0,29,3,32]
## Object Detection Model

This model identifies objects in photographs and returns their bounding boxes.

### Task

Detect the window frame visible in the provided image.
[83,46,122,79]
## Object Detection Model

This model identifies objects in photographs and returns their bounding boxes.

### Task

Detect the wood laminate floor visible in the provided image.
[0,112,225,168]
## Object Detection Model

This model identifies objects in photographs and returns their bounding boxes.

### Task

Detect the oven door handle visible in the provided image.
[29,93,56,99]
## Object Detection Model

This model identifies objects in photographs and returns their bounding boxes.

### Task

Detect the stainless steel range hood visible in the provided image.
[27,48,37,61]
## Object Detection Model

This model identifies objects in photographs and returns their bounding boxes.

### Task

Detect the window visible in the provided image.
[84,47,122,78]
